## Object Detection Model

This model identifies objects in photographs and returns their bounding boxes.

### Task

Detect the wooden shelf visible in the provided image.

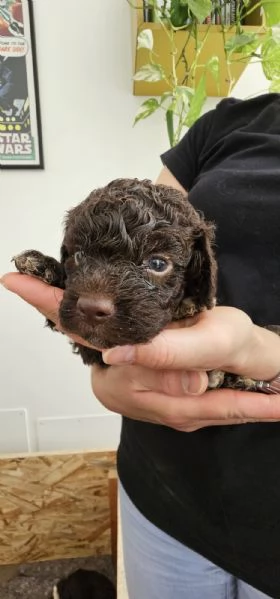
[131,2,266,97]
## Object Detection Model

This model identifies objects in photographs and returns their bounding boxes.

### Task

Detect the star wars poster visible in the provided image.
[0,0,43,168]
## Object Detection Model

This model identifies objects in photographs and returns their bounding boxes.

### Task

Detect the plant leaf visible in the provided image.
[186,0,212,23]
[170,0,189,27]
[269,78,280,92]
[262,0,280,26]
[133,98,160,125]
[207,56,220,83]
[225,32,259,53]
[160,91,174,106]
[133,63,165,82]
[160,92,178,113]
[184,74,206,128]
[137,29,154,51]
[175,85,194,98]
[261,37,280,80]
[160,87,193,118]
[271,24,280,44]
[175,85,193,110]
[206,55,220,93]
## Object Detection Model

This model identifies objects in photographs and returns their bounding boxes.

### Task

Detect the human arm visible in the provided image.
[155,166,187,195]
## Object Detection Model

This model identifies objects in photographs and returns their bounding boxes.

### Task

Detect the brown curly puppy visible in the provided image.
[14,177,268,391]
[14,178,216,365]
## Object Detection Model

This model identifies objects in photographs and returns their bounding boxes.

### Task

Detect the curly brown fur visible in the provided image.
[14,178,217,367]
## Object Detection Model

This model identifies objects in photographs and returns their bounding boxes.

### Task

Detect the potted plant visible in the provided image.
[129,0,280,146]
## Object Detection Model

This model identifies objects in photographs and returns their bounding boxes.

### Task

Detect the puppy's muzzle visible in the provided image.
[76,296,115,325]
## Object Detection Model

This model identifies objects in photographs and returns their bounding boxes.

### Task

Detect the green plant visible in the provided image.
[130,0,280,146]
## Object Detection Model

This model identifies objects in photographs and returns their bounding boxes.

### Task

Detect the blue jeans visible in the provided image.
[119,484,271,599]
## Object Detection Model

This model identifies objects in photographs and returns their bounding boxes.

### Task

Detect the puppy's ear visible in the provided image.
[178,224,217,318]
[58,244,68,288]
[60,244,69,264]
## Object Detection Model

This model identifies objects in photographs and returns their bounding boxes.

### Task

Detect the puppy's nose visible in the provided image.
[77,297,115,322]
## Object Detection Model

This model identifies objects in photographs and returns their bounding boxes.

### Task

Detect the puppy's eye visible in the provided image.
[74,251,84,265]
[147,257,168,273]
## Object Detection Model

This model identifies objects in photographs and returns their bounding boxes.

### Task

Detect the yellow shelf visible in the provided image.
[131,2,266,97]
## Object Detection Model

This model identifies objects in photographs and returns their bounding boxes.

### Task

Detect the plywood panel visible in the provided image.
[0,450,116,565]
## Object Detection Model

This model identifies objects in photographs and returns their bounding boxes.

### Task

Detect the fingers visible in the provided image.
[101,329,204,369]
[92,364,280,431]
[102,312,230,370]
[1,272,63,323]
[178,416,280,432]
[92,364,208,401]
[102,308,253,372]
[167,389,280,425]
[132,366,208,396]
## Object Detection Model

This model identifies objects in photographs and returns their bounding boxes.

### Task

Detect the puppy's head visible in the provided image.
[59,178,216,349]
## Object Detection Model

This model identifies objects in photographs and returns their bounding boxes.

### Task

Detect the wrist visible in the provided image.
[239,324,280,381]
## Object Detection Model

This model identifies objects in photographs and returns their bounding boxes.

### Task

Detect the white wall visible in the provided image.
[0,0,270,453]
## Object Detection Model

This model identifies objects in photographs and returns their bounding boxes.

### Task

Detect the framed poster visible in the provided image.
[0,0,43,168]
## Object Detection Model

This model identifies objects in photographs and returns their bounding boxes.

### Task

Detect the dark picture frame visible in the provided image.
[0,0,43,168]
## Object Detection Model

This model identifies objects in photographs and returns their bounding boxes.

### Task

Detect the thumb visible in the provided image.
[102,324,216,370]
[0,272,63,323]
[1,272,98,349]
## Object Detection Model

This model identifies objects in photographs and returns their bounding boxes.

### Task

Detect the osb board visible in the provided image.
[0,450,116,565]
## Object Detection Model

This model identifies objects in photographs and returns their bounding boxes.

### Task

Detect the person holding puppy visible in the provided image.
[2,93,280,598]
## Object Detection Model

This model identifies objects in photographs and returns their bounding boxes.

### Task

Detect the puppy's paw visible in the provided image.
[13,250,63,286]
[208,369,225,389]
[208,370,259,392]
[223,373,259,392]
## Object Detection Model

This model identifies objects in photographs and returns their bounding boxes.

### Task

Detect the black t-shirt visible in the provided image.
[117,94,280,598]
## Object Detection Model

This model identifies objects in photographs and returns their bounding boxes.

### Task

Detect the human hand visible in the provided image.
[0,272,92,347]
[2,272,280,432]
[102,307,276,379]
[91,361,280,432]
[91,308,280,431]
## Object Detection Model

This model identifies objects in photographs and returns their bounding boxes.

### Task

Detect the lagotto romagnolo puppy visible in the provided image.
[51,568,116,599]
[13,177,272,391]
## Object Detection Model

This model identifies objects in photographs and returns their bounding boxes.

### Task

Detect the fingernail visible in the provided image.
[182,372,204,395]
[103,345,135,365]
